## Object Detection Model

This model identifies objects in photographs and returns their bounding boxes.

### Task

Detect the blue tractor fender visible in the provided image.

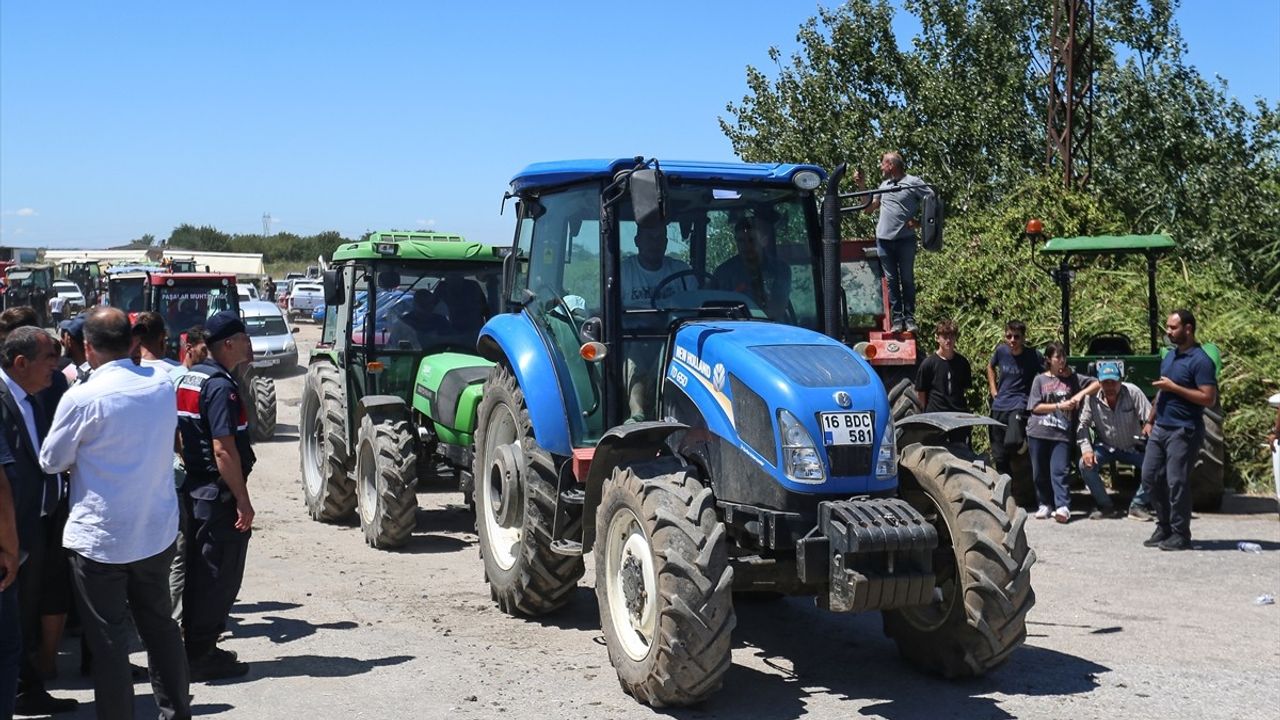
[580,421,689,554]
[476,312,573,456]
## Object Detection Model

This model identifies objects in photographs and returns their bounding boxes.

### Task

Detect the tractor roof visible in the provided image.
[332,232,503,263]
[1040,234,1175,255]
[509,159,827,195]
[146,272,237,285]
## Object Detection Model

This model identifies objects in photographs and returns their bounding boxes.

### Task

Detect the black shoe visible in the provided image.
[189,651,249,682]
[1143,528,1171,547]
[14,689,79,715]
[1159,535,1191,551]
[208,646,239,663]
[904,319,919,334]
[890,320,906,333]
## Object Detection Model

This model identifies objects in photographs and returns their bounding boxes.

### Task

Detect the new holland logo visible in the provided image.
[834,390,852,408]
[712,363,726,392]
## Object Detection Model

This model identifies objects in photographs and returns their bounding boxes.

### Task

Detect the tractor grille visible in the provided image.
[827,445,873,477]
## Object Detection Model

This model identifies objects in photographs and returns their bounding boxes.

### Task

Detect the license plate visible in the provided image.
[254,357,279,367]
[819,412,875,446]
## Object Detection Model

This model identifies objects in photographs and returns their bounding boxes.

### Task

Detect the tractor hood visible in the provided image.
[666,321,895,495]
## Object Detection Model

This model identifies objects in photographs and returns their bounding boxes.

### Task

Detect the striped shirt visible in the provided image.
[1077,382,1153,454]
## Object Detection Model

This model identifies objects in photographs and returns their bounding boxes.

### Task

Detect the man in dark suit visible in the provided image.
[0,327,77,714]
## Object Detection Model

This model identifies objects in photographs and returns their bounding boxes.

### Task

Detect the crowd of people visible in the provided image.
[0,306,258,719]
[916,311,1219,550]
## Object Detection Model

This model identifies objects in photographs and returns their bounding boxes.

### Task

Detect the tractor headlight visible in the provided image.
[875,426,897,481]
[778,409,826,484]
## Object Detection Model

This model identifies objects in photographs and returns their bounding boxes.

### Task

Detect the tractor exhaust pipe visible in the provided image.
[821,163,847,341]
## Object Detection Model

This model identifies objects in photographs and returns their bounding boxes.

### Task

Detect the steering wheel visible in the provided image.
[650,269,714,309]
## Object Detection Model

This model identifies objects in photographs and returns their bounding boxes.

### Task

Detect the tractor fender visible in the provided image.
[355,395,411,426]
[896,411,1004,449]
[580,420,688,554]
[477,312,573,456]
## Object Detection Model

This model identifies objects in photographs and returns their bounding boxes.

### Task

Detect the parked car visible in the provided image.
[51,280,87,314]
[287,282,324,320]
[242,300,299,373]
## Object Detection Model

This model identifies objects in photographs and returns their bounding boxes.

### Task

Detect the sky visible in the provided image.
[2,1,1277,250]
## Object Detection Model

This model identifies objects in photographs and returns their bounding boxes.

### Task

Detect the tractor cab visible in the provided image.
[2,264,55,324]
[106,269,239,360]
[57,261,103,307]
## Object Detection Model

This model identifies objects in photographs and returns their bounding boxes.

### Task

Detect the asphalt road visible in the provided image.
[43,324,1280,719]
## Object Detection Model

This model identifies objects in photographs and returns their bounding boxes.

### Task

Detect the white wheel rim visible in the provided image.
[605,508,657,662]
[480,407,521,572]
[301,394,325,497]
[356,435,377,525]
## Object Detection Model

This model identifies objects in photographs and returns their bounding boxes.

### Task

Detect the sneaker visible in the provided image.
[1128,503,1154,521]
[1053,507,1070,524]
[1089,506,1121,520]
[1158,535,1191,551]
[189,650,250,682]
[1143,528,1171,547]
[207,646,239,664]
[13,689,79,715]
[890,320,906,334]
[904,319,919,334]
[1035,505,1051,519]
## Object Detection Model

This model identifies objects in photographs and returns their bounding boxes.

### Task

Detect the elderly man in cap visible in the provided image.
[174,310,255,681]
[1077,360,1152,519]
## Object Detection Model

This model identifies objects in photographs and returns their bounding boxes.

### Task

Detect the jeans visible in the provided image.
[988,408,1020,476]
[1029,436,1071,510]
[0,583,19,719]
[875,236,917,324]
[1078,446,1145,510]
[70,544,191,720]
[1140,423,1204,541]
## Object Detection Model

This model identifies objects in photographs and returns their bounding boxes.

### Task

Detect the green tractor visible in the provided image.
[1028,226,1226,511]
[298,231,505,548]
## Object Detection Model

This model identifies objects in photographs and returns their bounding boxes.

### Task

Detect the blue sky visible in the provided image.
[2,1,1276,250]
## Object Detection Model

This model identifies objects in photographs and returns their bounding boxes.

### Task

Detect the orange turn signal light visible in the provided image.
[367,361,385,374]
[864,344,878,359]
[580,342,607,362]
[1025,218,1044,235]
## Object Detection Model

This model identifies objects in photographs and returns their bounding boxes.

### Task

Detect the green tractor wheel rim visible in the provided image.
[604,507,658,662]
[480,406,522,572]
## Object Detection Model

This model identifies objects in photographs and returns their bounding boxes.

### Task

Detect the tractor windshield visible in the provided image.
[360,261,503,353]
[152,285,237,338]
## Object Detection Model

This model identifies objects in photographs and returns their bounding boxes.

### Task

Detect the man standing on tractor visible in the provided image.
[1077,361,1152,519]
[1140,310,1218,551]
[854,152,932,334]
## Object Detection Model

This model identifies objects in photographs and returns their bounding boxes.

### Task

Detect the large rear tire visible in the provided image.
[596,458,734,707]
[473,364,583,615]
[299,363,356,521]
[1189,405,1226,512]
[248,374,277,442]
[884,443,1035,678]
[888,377,923,426]
[355,415,419,549]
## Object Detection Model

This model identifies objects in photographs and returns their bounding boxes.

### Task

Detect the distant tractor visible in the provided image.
[298,231,505,548]
[2,264,55,325]
[469,158,1030,707]
[1026,224,1226,510]
[57,261,103,308]
[105,269,278,442]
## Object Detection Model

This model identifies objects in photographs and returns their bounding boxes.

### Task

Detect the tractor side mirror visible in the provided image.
[920,192,944,252]
[630,168,667,226]
[322,269,343,306]
[579,316,603,344]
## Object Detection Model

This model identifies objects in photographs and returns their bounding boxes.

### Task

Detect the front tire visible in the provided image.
[884,443,1035,678]
[355,415,419,548]
[596,458,734,707]
[299,363,356,521]
[473,364,583,615]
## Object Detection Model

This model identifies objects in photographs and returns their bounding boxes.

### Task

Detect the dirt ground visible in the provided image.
[43,324,1280,720]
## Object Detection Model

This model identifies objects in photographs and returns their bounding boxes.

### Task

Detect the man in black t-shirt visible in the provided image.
[175,310,255,681]
[916,319,973,444]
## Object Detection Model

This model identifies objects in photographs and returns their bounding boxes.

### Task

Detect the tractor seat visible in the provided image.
[1086,332,1133,356]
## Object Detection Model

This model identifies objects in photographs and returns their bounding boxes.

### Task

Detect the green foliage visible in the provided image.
[722,0,1279,491]
[164,224,352,270]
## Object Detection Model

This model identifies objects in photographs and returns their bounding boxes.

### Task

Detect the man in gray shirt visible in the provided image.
[856,152,932,334]
[1077,361,1152,519]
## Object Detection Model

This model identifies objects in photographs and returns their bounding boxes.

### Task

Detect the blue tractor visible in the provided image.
[472,158,1035,707]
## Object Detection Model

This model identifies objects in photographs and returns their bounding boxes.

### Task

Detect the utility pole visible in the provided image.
[1045,0,1094,190]
[262,212,273,237]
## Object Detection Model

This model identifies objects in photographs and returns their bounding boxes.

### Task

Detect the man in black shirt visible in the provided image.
[175,311,255,681]
[916,319,973,444]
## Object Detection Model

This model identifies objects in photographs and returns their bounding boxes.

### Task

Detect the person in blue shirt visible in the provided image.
[985,321,1044,479]
[1140,309,1218,551]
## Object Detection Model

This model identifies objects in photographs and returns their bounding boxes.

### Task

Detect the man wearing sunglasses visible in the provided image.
[986,321,1044,479]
